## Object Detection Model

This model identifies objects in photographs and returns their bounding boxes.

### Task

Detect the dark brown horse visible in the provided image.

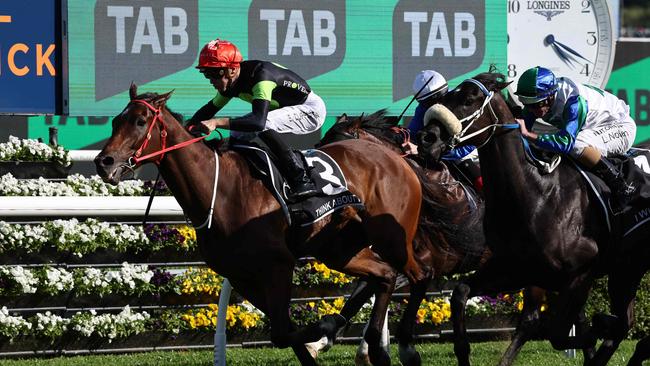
[416,72,644,366]
[319,111,594,366]
[319,111,489,366]
[94,84,430,366]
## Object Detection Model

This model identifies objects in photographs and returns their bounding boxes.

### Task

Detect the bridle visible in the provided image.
[444,79,518,150]
[123,98,220,230]
[125,99,208,170]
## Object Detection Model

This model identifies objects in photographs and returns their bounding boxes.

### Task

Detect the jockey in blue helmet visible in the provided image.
[515,66,637,214]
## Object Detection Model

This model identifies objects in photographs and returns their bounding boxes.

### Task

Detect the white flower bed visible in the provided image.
[0,305,150,342]
[0,136,70,166]
[0,263,155,296]
[0,218,149,255]
[0,307,32,341]
[0,173,145,196]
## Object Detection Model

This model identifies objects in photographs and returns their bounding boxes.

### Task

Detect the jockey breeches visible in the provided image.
[570,116,636,158]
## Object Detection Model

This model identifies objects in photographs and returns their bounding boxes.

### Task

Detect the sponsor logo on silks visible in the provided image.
[94,0,198,101]
[282,80,308,93]
[248,0,346,80]
[392,0,486,101]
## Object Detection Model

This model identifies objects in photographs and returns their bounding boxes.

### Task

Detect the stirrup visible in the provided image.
[288,182,318,200]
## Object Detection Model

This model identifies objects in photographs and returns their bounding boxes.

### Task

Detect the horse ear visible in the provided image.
[152,90,174,108]
[129,83,138,100]
[497,80,513,91]
[336,113,348,123]
[351,115,363,129]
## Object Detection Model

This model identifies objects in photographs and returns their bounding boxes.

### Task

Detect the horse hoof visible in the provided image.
[399,344,422,366]
[305,336,329,358]
[592,313,619,338]
[354,352,372,366]
[368,348,391,366]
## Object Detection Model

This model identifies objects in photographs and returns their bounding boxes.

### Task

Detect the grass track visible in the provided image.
[0,340,639,366]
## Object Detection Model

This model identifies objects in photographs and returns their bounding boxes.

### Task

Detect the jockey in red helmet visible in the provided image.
[187,39,326,200]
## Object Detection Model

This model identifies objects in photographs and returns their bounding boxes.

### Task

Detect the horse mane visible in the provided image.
[135,92,185,123]
[358,109,400,131]
[405,159,485,256]
[470,71,524,119]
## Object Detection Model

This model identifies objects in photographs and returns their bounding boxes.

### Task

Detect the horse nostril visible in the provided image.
[421,133,437,145]
[95,155,115,167]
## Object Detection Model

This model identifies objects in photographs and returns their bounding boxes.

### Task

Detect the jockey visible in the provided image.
[515,66,637,214]
[187,39,326,200]
[409,70,482,193]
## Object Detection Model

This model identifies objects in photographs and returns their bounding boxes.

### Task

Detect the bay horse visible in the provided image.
[319,111,594,366]
[416,72,644,366]
[94,84,430,366]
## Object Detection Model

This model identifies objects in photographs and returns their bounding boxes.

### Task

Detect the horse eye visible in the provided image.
[136,118,147,127]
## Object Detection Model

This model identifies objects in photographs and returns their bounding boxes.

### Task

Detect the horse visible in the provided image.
[319,111,489,366]
[94,84,431,366]
[416,71,645,366]
[318,110,595,366]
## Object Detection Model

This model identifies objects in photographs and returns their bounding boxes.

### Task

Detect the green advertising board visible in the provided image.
[29,0,506,149]
[606,40,650,144]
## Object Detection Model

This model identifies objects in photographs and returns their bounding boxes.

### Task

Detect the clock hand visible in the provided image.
[553,39,593,64]
[545,35,575,67]
[545,35,594,68]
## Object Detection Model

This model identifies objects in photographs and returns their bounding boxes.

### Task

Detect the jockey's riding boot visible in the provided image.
[259,130,318,200]
[591,157,636,215]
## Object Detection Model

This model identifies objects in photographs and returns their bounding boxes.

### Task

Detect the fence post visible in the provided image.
[214,278,232,366]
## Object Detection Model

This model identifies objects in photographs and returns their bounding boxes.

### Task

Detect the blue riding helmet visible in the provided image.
[515,66,558,105]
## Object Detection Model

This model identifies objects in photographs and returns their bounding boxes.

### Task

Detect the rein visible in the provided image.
[126,99,208,169]
[390,126,413,157]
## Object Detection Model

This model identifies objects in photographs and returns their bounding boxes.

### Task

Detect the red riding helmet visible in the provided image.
[196,39,243,69]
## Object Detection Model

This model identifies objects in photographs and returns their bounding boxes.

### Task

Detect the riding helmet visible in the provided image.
[196,39,243,69]
[515,66,558,105]
[413,70,448,102]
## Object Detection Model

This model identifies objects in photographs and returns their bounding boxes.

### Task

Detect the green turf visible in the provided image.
[0,340,639,366]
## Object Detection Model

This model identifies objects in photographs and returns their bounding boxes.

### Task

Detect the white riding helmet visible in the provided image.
[413,70,448,102]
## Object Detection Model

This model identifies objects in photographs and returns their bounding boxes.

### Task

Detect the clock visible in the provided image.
[506,0,616,105]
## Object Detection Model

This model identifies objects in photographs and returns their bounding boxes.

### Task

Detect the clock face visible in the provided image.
[507,0,616,104]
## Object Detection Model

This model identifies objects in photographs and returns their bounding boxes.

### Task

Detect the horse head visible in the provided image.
[417,72,513,162]
[95,83,174,184]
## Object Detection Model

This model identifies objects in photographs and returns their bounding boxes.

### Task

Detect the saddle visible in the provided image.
[230,142,365,227]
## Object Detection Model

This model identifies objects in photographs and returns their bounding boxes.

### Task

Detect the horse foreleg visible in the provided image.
[364,274,396,366]
[628,335,650,366]
[305,279,372,359]
[259,259,320,366]
[587,266,643,366]
[547,274,597,352]
[397,275,431,366]
[575,305,597,363]
[452,258,527,366]
[497,287,544,366]
[451,281,472,366]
